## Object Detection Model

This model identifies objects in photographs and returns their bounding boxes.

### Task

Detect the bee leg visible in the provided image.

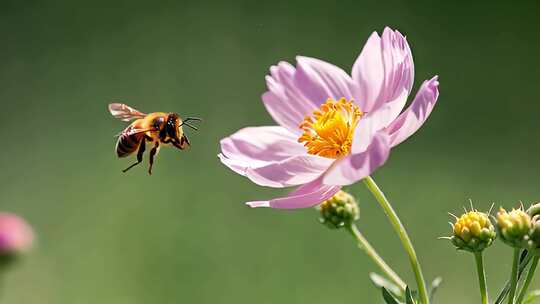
[180,135,190,148]
[122,138,146,173]
[172,136,189,150]
[148,142,160,175]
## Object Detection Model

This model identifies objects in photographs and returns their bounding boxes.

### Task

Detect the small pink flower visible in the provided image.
[0,213,34,255]
[219,27,439,209]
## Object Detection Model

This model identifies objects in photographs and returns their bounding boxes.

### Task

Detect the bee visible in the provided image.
[108,103,201,175]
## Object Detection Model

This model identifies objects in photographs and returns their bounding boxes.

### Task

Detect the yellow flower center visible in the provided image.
[453,211,491,240]
[298,98,363,159]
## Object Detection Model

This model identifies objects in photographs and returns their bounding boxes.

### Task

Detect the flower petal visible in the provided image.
[262,57,357,134]
[350,107,391,154]
[219,126,333,187]
[386,76,439,147]
[350,96,412,154]
[294,56,356,103]
[243,156,333,187]
[352,27,414,117]
[246,178,341,209]
[220,126,304,169]
[263,62,316,135]
[323,132,391,186]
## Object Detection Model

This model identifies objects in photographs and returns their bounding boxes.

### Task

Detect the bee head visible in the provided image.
[166,113,181,139]
[165,113,201,145]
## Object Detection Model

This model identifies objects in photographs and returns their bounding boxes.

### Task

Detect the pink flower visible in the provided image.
[219,27,439,209]
[0,213,34,255]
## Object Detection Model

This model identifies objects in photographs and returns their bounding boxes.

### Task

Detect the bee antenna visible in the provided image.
[180,117,201,131]
[179,121,199,130]
[184,123,198,131]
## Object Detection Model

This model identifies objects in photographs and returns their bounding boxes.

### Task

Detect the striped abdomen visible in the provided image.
[116,126,144,158]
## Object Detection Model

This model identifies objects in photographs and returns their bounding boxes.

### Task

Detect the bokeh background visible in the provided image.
[1,0,539,303]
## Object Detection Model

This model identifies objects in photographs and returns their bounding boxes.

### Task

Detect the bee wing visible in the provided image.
[126,128,154,136]
[115,126,155,137]
[108,103,147,121]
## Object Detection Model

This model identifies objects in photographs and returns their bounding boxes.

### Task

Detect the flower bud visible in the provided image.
[526,203,540,254]
[319,190,359,229]
[527,203,540,218]
[496,207,531,248]
[0,212,33,268]
[450,211,495,252]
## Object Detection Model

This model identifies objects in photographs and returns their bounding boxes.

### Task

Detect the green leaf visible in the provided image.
[495,250,532,304]
[370,272,403,298]
[405,287,415,304]
[524,290,540,304]
[382,287,401,304]
[429,277,443,302]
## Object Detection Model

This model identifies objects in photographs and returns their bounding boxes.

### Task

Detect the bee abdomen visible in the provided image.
[116,131,143,158]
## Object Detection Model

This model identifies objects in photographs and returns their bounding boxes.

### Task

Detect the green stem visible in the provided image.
[508,248,521,304]
[363,176,429,304]
[474,252,489,304]
[346,223,407,291]
[516,256,539,304]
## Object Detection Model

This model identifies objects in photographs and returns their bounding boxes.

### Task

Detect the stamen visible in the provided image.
[298,98,363,159]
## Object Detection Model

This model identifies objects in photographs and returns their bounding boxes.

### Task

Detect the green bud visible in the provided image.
[527,203,540,218]
[450,211,496,252]
[318,191,359,229]
[526,203,540,254]
[496,207,531,248]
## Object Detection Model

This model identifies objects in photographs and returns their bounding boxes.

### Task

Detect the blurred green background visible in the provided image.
[1,0,539,303]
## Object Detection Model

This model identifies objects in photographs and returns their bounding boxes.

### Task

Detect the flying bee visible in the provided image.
[108,103,201,175]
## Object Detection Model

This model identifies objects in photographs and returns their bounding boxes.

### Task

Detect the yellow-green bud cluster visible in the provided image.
[319,191,359,229]
[496,208,531,248]
[451,211,496,252]
[527,203,540,254]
